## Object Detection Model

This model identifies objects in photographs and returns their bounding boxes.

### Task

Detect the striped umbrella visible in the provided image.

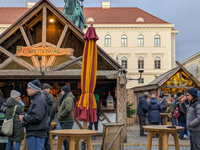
[73,26,99,128]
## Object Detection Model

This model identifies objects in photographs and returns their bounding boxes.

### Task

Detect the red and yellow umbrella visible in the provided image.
[73,26,99,128]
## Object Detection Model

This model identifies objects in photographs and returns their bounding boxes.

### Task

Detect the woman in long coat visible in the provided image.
[5,90,24,150]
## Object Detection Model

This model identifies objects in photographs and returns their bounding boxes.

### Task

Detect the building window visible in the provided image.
[105,35,111,47]
[155,57,161,69]
[136,17,144,22]
[154,35,160,47]
[86,17,94,22]
[138,35,144,47]
[138,57,144,69]
[121,57,128,69]
[121,35,127,47]
[138,78,144,84]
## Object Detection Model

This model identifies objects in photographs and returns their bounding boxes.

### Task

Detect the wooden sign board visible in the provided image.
[16,46,74,57]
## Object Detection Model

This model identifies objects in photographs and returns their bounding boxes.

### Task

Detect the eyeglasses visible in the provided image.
[186,95,190,97]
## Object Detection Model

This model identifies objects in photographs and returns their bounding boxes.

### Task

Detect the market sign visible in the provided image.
[16,46,74,57]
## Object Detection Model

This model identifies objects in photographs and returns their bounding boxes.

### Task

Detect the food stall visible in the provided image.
[0,0,127,141]
[127,61,200,124]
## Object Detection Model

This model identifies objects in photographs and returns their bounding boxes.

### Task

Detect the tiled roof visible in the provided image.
[0,7,171,25]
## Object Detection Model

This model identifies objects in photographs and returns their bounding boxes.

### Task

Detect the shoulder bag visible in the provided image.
[2,105,17,136]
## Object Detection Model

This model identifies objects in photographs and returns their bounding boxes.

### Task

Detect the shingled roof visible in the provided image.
[0,6,171,25]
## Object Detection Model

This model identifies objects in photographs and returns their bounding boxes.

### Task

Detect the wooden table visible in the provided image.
[50,129,98,150]
[143,125,184,150]
[160,113,169,125]
[51,122,58,130]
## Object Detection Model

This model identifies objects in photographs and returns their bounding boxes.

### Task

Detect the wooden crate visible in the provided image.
[101,123,124,150]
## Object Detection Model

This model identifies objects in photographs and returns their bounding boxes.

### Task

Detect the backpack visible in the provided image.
[169,100,175,112]
[173,106,180,119]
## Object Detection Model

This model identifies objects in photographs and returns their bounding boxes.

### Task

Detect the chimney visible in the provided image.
[101,2,111,9]
[27,2,36,8]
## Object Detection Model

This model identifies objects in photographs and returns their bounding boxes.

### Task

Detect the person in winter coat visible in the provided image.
[169,94,177,126]
[58,85,75,150]
[89,94,101,140]
[137,92,150,136]
[5,90,24,150]
[147,94,162,125]
[180,88,200,149]
[19,79,48,150]
[41,91,55,150]
[158,95,168,125]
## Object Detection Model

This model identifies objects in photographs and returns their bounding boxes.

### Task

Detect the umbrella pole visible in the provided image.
[84,120,87,129]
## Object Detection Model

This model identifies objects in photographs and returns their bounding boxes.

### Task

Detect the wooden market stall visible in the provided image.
[0,0,127,141]
[127,61,200,124]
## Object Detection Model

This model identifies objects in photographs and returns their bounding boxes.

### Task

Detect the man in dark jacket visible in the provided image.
[19,79,48,150]
[41,90,55,150]
[58,85,75,150]
[89,94,101,140]
[158,95,168,125]
[180,88,200,149]
[137,92,150,136]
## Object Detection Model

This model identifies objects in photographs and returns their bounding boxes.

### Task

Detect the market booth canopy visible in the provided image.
[73,26,99,124]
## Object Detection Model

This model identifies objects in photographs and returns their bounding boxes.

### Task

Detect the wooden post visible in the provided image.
[84,120,87,129]
[42,6,47,47]
[117,71,127,142]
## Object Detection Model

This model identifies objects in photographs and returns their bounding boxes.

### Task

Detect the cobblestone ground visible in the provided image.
[49,145,190,150]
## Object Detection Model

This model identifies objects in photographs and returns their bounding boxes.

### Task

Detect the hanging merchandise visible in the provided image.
[106,91,114,109]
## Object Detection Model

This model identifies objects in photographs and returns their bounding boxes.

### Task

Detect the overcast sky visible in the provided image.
[0,0,200,62]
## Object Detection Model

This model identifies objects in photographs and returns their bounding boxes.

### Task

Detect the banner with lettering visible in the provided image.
[16,46,74,57]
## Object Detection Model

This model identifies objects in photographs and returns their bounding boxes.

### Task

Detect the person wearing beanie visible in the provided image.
[18,79,48,150]
[170,94,174,102]
[180,88,200,148]
[89,94,101,140]
[158,94,168,124]
[57,85,75,150]
[5,90,24,150]
[137,92,149,137]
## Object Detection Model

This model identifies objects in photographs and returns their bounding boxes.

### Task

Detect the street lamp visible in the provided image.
[127,70,144,82]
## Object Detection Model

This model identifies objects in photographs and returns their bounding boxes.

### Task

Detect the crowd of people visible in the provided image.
[137,88,200,149]
[0,79,101,150]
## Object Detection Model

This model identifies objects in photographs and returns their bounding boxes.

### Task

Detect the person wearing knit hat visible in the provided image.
[43,83,51,92]
[180,88,200,148]
[5,90,25,150]
[19,79,48,150]
[137,92,150,137]
[57,85,75,150]
[10,90,21,99]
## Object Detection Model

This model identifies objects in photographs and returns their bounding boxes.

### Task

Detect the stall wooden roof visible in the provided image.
[132,61,200,92]
[0,0,126,79]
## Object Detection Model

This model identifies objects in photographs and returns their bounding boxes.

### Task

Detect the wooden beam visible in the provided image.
[0,46,36,71]
[0,58,12,70]
[133,85,158,92]
[182,79,192,87]
[51,56,83,71]
[62,31,71,48]
[4,33,22,49]
[27,29,34,45]
[70,56,82,66]
[46,56,57,71]
[0,3,46,44]
[179,72,182,86]
[19,26,31,46]
[0,70,118,77]
[31,56,40,71]
[162,85,194,89]
[32,42,42,47]
[42,6,47,47]
[27,14,42,28]
[169,79,178,86]
[41,56,47,72]
[57,24,68,48]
